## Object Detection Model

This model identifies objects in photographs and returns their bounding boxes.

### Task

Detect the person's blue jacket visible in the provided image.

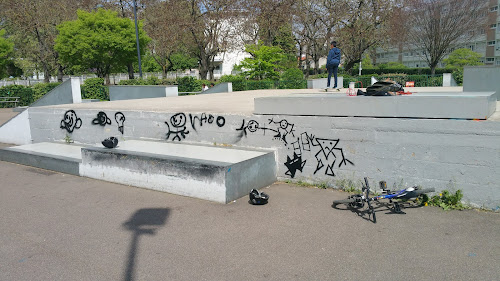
[327,47,341,66]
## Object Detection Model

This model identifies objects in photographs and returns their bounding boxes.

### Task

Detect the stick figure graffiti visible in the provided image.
[165,113,189,141]
[60,110,82,133]
[92,111,112,126]
[313,138,354,176]
[115,112,126,134]
[267,118,295,145]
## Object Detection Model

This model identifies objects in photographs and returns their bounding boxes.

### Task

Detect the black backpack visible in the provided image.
[364,80,404,96]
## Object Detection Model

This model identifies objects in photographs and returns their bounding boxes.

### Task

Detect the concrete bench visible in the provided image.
[0,140,277,203]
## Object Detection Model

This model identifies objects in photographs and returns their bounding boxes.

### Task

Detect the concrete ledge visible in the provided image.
[254,92,497,119]
[0,143,81,175]
[79,140,276,203]
[307,77,343,89]
[109,85,178,101]
[200,82,233,94]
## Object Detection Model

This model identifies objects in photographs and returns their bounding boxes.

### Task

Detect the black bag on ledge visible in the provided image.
[358,80,404,96]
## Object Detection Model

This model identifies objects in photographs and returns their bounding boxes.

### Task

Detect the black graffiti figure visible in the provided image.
[165,113,189,141]
[266,118,295,145]
[313,138,354,176]
[115,112,126,134]
[60,110,82,133]
[92,111,111,126]
[236,119,260,137]
[284,152,307,178]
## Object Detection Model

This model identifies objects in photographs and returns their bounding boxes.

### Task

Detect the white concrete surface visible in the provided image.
[6,142,84,160]
[0,109,32,145]
[117,140,268,163]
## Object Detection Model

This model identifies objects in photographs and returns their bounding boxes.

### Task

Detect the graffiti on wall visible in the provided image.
[92,111,111,126]
[165,112,226,141]
[165,113,190,141]
[236,117,353,178]
[61,110,126,134]
[60,110,82,133]
[115,112,126,134]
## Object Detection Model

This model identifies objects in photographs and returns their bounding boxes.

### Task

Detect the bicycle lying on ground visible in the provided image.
[332,177,435,223]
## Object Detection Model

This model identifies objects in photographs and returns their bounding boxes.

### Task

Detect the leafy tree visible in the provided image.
[0,29,14,79]
[407,0,485,74]
[443,48,483,69]
[55,9,150,83]
[236,42,286,80]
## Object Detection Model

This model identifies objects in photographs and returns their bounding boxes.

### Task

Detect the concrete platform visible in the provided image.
[0,140,277,203]
[0,142,84,175]
[254,91,497,119]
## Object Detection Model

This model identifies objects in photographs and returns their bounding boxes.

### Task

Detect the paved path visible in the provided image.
[0,160,498,281]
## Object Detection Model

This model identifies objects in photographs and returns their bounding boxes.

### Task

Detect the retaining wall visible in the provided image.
[26,106,500,209]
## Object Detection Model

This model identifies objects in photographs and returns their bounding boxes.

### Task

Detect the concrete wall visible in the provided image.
[307,77,344,89]
[0,109,32,144]
[201,82,232,94]
[30,77,82,107]
[109,85,178,101]
[464,66,500,100]
[26,107,500,209]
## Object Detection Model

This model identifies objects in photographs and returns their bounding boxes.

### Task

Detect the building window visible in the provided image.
[486,57,495,62]
[496,60,500,65]
[488,41,496,46]
[490,23,497,29]
[468,45,475,51]
[490,6,498,12]
[480,28,486,34]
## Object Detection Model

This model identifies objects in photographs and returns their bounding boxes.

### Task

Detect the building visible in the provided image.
[376,0,500,67]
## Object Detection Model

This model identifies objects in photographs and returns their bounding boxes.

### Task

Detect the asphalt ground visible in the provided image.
[0,159,499,281]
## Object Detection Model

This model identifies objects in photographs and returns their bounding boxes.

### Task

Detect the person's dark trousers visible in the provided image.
[327,64,339,88]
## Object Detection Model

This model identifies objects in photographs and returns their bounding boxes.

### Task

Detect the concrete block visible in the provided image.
[0,142,82,175]
[109,85,178,101]
[31,77,81,107]
[307,77,343,89]
[0,109,32,145]
[254,92,497,119]
[200,82,233,94]
[464,66,500,100]
[79,140,277,203]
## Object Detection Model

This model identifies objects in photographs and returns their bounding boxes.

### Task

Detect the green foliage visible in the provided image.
[429,190,470,210]
[0,85,33,107]
[55,9,151,79]
[452,68,463,86]
[176,76,201,92]
[444,48,483,68]
[279,68,306,89]
[169,53,199,72]
[32,82,61,101]
[0,29,14,79]
[335,177,361,193]
[220,75,246,91]
[81,78,108,100]
[236,41,286,80]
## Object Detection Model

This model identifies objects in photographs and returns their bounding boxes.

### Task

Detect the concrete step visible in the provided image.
[0,142,83,175]
[0,140,277,203]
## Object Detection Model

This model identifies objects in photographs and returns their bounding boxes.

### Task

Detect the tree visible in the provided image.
[0,29,14,79]
[55,9,150,84]
[336,0,395,73]
[406,0,486,74]
[0,0,96,81]
[443,48,483,69]
[235,41,286,80]
[183,0,241,80]
[143,0,193,75]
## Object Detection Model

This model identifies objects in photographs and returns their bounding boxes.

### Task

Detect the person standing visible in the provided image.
[326,41,341,90]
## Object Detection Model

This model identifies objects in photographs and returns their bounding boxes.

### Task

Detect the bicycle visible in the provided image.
[332,177,435,223]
